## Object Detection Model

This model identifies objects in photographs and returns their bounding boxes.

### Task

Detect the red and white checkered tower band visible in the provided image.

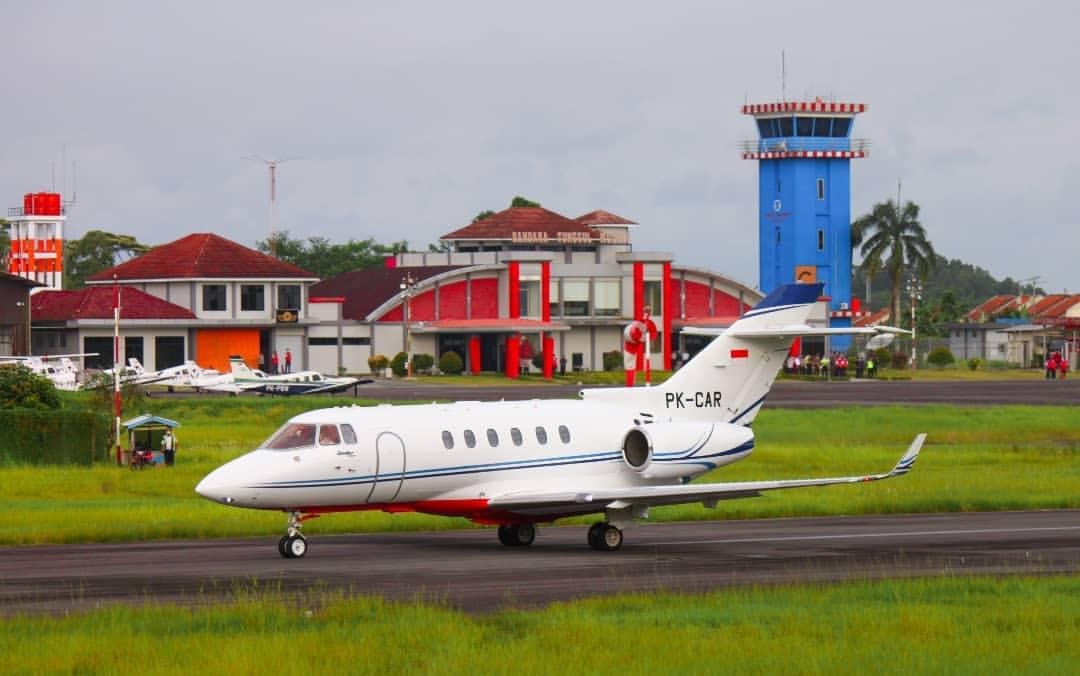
[6,192,66,290]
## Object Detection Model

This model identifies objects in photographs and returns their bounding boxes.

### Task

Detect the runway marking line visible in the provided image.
[654,525,1080,547]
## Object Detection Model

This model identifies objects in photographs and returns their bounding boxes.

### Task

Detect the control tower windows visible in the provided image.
[778,117,794,137]
[812,118,832,137]
[797,117,813,136]
[756,119,777,138]
[831,118,851,137]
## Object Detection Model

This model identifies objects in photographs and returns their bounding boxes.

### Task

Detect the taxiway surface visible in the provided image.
[3,511,1076,614]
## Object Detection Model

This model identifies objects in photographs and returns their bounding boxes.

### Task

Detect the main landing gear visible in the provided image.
[495,522,624,551]
[278,511,308,559]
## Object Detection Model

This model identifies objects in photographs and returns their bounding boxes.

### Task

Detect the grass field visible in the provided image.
[1,401,1076,546]
[0,576,1075,674]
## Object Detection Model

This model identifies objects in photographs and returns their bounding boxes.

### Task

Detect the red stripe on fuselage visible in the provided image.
[294,499,567,525]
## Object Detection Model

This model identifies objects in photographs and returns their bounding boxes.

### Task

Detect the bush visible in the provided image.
[0,364,61,410]
[602,350,623,372]
[439,350,464,374]
[367,354,389,374]
[0,409,111,465]
[390,352,409,377]
[412,353,435,374]
[967,358,983,371]
[927,346,955,368]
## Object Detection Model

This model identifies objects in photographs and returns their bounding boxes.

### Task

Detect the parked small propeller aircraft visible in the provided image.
[197,284,925,558]
[120,358,236,391]
[0,353,97,391]
[226,357,364,396]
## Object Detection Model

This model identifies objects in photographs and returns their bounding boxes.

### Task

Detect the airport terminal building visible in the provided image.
[25,206,760,377]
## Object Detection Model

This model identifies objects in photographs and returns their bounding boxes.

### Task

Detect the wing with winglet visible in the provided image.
[487,434,926,512]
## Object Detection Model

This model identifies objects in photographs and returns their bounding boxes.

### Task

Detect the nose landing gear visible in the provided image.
[587,522,623,551]
[278,511,308,558]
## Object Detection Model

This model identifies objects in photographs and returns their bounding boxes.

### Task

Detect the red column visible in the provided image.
[662,261,672,370]
[543,335,554,379]
[508,261,521,319]
[469,336,481,375]
[633,262,644,319]
[506,333,520,379]
[541,261,551,322]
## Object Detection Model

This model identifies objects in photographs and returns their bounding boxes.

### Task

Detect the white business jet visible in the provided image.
[197,283,925,558]
[119,358,237,392]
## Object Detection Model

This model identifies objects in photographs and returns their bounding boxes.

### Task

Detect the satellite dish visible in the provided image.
[866,333,895,351]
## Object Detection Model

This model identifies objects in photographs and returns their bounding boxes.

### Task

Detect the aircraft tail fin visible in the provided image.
[229,355,255,377]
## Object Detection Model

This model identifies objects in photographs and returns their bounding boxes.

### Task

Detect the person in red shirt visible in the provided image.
[271,351,280,375]
[284,348,293,374]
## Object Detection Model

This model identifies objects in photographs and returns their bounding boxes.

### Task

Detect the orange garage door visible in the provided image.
[195,328,260,373]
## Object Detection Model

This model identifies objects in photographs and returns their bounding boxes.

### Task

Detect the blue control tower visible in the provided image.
[742,100,868,350]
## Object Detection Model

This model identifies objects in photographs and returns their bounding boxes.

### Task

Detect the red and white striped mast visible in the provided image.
[113,273,122,465]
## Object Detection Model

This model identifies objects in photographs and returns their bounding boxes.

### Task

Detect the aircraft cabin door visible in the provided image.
[369,431,406,504]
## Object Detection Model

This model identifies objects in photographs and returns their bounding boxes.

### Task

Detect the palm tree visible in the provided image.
[853,199,935,326]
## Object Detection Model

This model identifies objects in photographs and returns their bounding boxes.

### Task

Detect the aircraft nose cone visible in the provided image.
[195,470,236,504]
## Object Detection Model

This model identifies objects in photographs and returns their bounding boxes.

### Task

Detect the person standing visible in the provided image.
[161,429,177,466]
[271,351,280,374]
[284,348,293,374]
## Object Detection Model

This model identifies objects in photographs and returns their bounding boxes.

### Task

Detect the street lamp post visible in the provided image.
[906,277,923,369]
[400,273,417,377]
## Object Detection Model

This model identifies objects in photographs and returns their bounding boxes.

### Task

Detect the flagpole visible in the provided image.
[113,274,121,466]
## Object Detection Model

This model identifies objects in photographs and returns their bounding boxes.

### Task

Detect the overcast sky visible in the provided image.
[3,1,1076,294]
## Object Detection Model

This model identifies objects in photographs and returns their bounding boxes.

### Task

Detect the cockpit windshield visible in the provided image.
[263,423,316,449]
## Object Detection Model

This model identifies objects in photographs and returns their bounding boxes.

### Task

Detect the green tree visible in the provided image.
[63,230,151,288]
[472,209,496,222]
[510,196,541,208]
[0,364,61,410]
[853,200,936,328]
[256,231,409,279]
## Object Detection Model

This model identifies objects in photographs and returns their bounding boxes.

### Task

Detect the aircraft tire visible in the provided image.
[587,522,606,549]
[512,524,536,547]
[278,535,290,558]
[497,525,516,547]
[285,535,307,558]
[590,524,622,551]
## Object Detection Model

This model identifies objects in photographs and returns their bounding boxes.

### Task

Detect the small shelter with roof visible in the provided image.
[121,414,180,465]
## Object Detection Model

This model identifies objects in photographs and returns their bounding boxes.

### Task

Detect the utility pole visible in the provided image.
[400,273,417,377]
[906,276,923,369]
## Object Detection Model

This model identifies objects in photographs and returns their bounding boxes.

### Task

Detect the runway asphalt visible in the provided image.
[2,511,1077,615]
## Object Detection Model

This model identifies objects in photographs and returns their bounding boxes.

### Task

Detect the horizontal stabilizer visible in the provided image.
[681,325,910,338]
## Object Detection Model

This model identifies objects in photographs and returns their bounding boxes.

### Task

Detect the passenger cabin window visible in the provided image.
[318,425,341,446]
[442,430,454,450]
[558,425,571,444]
[510,427,523,446]
[464,430,476,448]
[486,428,499,447]
[535,426,548,444]
[341,424,357,444]
[264,423,316,449]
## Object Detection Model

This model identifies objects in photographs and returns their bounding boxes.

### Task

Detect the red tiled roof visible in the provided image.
[441,207,598,241]
[86,233,316,282]
[965,295,1016,321]
[31,286,196,321]
[310,266,462,320]
[574,210,638,226]
[1030,294,1080,319]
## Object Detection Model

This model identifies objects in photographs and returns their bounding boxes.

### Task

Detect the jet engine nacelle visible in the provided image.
[621,421,754,480]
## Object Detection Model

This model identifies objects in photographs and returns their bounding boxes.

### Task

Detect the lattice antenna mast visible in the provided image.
[245,155,298,257]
